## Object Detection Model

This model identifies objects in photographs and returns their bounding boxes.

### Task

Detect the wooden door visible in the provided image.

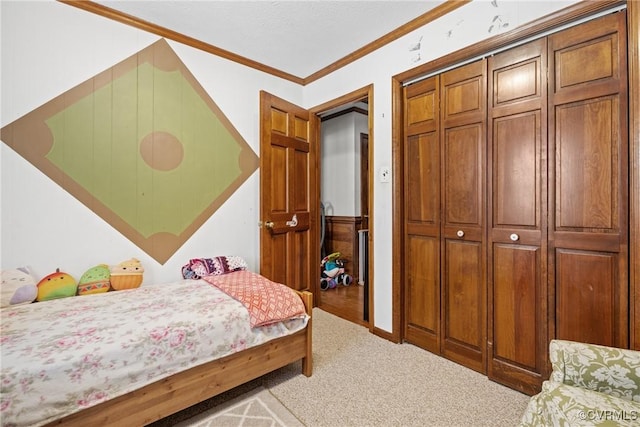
[260,91,318,292]
[403,76,441,353]
[440,60,487,374]
[360,133,369,231]
[548,12,628,347]
[487,39,548,395]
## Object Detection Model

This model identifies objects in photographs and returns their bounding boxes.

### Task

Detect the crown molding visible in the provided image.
[59,0,468,86]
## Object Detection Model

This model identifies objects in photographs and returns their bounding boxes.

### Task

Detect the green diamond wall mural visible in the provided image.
[1,39,259,264]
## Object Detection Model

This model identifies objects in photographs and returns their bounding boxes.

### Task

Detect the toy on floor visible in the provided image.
[320,252,352,291]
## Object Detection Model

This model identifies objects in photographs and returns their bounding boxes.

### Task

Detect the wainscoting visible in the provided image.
[323,215,362,281]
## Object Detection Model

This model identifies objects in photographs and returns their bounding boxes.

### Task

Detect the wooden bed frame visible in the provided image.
[45,290,313,426]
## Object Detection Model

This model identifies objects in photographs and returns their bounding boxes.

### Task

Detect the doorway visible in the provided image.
[311,85,373,328]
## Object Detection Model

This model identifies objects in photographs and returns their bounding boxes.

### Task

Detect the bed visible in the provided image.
[0,268,313,427]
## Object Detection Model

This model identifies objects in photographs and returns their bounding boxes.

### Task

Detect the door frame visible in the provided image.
[392,0,639,346]
[310,84,375,331]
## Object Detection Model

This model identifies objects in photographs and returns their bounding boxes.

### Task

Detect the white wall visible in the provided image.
[320,112,368,217]
[1,0,579,333]
[0,0,303,285]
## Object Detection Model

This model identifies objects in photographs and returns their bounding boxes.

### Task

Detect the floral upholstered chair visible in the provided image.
[520,339,640,426]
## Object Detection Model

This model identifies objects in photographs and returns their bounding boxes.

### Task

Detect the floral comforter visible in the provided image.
[0,279,308,427]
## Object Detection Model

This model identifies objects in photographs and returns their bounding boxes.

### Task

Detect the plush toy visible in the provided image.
[181,256,248,280]
[1,268,38,307]
[77,264,111,295]
[110,258,144,290]
[320,252,352,291]
[36,268,77,301]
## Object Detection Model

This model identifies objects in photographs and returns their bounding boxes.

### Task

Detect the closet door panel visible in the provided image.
[405,235,440,351]
[493,244,539,368]
[551,94,626,345]
[440,60,487,374]
[555,97,619,230]
[407,133,439,227]
[487,38,547,395]
[406,90,437,134]
[443,124,483,227]
[495,61,538,105]
[556,250,617,346]
[403,77,441,353]
[491,39,545,114]
[442,239,484,373]
[442,60,486,126]
[552,14,623,105]
[549,11,628,348]
[493,113,540,228]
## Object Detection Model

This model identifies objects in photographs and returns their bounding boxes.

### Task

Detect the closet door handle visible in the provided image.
[510,233,519,242]
[456,230,465,238]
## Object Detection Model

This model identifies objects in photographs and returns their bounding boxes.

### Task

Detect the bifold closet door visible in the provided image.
[402,6,629,395]
[440,60,487,374]
[403,76,441,354]
[487,38,548,395]
[402,60,488,374]
[548,11,629,348]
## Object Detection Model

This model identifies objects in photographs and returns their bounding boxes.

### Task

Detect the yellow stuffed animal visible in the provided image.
[109,258,144,290]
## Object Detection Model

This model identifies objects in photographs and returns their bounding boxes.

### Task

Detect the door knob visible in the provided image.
[265,221,274,229]
[510,233,519,241]
[456,230,465,238]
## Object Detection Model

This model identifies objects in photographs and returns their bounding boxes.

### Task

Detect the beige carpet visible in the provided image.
[175,387,303,427]
[153,308,531,427]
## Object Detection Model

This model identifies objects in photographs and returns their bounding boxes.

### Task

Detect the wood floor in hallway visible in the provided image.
[317,282,367,327]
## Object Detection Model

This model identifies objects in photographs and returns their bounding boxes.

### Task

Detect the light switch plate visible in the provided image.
[380,166,391,183]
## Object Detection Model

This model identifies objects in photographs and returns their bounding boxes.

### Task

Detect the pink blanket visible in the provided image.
[203,271,306,327]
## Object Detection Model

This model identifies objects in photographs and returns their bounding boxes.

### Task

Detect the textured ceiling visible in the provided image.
[94,0,447,78]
